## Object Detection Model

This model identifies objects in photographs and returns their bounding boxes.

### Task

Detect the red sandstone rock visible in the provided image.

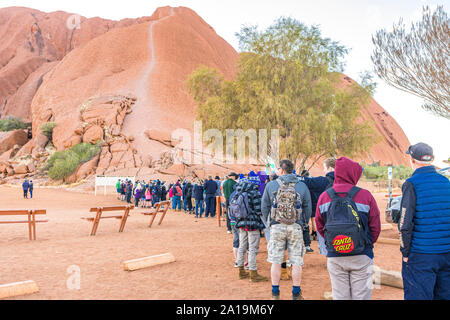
[0,130,29,154]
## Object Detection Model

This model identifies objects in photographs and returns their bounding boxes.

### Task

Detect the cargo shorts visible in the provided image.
[267,223,306,267]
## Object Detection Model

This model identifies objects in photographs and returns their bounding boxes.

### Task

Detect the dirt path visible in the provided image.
[0,186,403,300]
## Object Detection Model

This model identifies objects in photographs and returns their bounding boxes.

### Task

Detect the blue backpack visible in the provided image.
[324,186,367,256]
[229,191,250,220]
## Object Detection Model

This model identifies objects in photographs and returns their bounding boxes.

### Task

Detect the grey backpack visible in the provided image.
[229,192,250,220]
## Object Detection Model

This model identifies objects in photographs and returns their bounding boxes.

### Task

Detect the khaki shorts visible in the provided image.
[267,223,305,266]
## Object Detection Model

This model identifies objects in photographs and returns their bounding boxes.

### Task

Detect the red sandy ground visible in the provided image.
[0,185,403,300]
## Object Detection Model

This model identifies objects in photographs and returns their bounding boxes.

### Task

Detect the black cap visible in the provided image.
[228,172,238,178]
[406,143,434,162]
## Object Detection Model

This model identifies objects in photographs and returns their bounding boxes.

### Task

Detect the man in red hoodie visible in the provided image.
[315,157,381,300]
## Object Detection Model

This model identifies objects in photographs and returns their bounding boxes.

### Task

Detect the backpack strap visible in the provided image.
[326,188,340,200]
[346,186,361,200]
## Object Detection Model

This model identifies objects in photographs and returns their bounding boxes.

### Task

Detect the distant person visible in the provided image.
[126,181,132,204]
[183,181,193,213]
[223,173,239,233]
[193,180,205,218]
[22,179,30,199]
[400,143,450,300]
[172,181,183,211]
[262,159,312,300]
[28,180,34,199]
[215,176,223,217]
[315,157,381,300]
[229,173,268,282]
[116,179,122,200]
[204,176,218,218]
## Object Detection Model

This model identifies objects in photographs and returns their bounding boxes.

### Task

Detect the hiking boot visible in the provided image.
[293,292,305,300]
[281,267,291,280]
[238,266,250,279]
[250,270,268,282]
[306,246,314,254]
[272,291,280,300]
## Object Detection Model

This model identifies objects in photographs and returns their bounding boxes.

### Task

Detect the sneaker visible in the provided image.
[244,262,249,270]
[306,246,314,254]
[272,291,280,300]
[227,230,232,234]
[234,262,239,268]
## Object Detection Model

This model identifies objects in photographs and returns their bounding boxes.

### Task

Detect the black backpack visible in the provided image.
[324,186,368,256]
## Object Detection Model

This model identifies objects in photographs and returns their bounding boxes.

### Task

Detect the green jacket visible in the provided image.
[222,178,237,201]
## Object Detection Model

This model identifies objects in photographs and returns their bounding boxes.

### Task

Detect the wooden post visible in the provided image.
[91,208,102,236]
[27,210,32,241]
[216,196,221,227]
[31,210,37,240]
[0,280,39,299]
[158,202,170,226]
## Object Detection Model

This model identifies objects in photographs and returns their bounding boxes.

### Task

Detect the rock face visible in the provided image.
[0,6,152,122]
[0,5,411,183]
[0,129,28,154]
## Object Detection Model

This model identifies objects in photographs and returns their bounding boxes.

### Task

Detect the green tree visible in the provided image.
[372,6,450,119]
[187,17,378,170]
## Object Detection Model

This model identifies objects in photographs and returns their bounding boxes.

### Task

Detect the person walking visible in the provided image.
[230,174,268,282]
[399,143,450,300]
[315,157,381,300]
[204,176,218,218]
[262,159,312,300]
[22,179,30,199]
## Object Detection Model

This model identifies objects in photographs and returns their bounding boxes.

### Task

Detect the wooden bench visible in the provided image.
[0,209,48,240]
[82,205,134,236]
[141,201,170,228]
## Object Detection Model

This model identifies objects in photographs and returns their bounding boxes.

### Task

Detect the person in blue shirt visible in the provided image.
[400,143,450,300]
[22,179,30,199]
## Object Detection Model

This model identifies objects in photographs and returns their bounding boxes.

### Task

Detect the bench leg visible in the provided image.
[27,211,32,241]
[91,210,102,236]
[119,208,130,233]
[149,212,158,228]
[32,210,37,240]
[158,207,169,226]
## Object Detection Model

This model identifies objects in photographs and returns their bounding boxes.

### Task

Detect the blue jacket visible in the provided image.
[303,172,335,212]
[193,184,204,200]
[204,179,218,195]
[22,181,29,191]
[399,166,450,256]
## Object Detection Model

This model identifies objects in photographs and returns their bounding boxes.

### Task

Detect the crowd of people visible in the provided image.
[108,142,450,300]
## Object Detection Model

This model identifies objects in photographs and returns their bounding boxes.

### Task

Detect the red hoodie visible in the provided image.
[315,157,381,258]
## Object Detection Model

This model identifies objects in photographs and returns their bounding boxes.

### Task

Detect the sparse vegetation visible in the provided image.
[47,142,101,181]
[39,122,57,140]
[0,116,30,131]
[362,163,413,181]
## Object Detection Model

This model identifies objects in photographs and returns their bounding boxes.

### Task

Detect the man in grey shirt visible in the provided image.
[261,159,312,300]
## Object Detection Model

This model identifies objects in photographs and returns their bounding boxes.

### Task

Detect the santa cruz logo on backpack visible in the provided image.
[324,186,367,256]
[270,179,302,225]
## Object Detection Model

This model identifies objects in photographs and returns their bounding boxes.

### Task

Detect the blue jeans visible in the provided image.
[172,196,181,210]
[402,251,450,300]
[152,196,160,207]
[205,194,216,218]
[195,199,204,217]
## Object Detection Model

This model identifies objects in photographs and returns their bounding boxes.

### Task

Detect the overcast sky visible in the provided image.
[1,0,449,167]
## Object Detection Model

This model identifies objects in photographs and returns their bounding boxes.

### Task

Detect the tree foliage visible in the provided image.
[187,17,378,170]
[372,5,450,119]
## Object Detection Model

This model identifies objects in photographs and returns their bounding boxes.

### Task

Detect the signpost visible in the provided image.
[388,167,393,207]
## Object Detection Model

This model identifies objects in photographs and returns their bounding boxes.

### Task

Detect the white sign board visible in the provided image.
[388,167,393,180]
[95,176,135,196]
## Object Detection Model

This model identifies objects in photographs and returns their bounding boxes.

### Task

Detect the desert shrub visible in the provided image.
[0,116,30,131]
[362,164,413,181]
[48,142,101,180]
[39,122,57,141]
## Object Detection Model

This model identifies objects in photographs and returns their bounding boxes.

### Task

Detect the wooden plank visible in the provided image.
[377,237,400,245]
[122,253,176,271]
[91,208,102,236]
[0,210,30,216]
[373,265,403,289]
[0,280,39,299]
[0,220,48,224]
